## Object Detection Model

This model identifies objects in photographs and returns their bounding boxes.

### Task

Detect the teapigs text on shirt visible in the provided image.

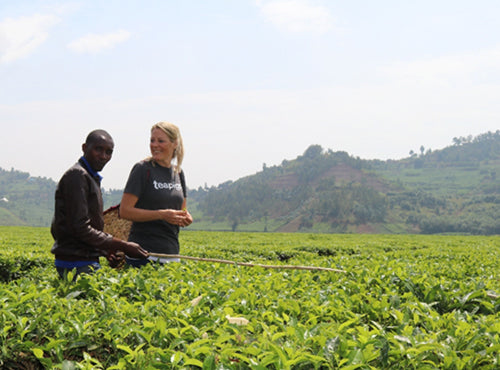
[153,180,182,191]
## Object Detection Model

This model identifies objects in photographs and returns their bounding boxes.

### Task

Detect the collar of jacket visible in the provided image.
[79,156,103,182]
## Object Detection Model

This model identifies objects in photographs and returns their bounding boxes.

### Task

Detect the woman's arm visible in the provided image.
[120,192,191,226]
[119,193,162,222]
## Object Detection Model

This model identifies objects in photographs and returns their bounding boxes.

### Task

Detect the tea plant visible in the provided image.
[0,227,498,369]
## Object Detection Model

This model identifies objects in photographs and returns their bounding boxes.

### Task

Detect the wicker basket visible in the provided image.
[103,205,132,241]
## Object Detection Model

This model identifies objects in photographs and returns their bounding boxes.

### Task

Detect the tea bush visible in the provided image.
[0,227,499,369]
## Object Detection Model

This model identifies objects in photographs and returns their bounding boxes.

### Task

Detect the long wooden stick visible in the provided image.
[148,253,347,273]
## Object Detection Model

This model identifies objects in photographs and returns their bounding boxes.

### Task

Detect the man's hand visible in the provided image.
[107,250,125,269]
[107,238,149,259]
[121,241,149,259]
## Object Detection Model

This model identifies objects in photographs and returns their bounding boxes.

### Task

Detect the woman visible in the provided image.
[120,122,193,266]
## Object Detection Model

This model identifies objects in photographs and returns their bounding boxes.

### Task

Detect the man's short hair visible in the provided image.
[85,130,113,145]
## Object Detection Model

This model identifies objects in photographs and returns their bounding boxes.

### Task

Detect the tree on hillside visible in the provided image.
[303,144,323,159]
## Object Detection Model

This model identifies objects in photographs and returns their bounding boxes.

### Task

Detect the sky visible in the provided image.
[1,0,499,190]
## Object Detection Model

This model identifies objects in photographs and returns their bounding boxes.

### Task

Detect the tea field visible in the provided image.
[0,226,499,369]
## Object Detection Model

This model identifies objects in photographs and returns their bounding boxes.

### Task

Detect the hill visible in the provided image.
[188,130,500,235]
[1,130,499,234]
[0,168,123,227]
[0,168,55,227]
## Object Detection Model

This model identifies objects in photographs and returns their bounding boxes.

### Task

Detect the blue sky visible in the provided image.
[1,0,499,190]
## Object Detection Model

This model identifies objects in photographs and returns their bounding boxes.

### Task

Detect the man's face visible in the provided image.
[82,136,114,172]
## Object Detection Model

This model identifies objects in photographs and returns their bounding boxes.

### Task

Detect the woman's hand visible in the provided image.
[159,209,193,227]
[179,209,193,227]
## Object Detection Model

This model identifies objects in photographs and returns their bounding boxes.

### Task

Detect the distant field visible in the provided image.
[375,161,498,196]
[0,227,499,368]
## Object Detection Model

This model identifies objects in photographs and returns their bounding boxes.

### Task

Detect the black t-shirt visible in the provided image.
[124,160,186,254]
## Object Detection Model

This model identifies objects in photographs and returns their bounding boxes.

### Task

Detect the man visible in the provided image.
[51,129,148,279]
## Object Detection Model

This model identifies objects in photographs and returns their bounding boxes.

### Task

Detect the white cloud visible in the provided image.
[67,30,131,54]
[0,14,59,64]
[256,0,333,34]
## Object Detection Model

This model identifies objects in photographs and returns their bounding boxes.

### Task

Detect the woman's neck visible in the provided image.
[155,159,171,168]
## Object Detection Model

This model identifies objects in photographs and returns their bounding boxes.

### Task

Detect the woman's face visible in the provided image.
[150,127,177,166]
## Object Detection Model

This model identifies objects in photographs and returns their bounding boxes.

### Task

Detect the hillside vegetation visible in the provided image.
[0,169,54,227]
[189,131,500,235]
[0,168,122,227]
[1,130,499,234]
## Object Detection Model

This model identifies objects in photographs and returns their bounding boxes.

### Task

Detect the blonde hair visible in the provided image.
[150,121,184,173]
